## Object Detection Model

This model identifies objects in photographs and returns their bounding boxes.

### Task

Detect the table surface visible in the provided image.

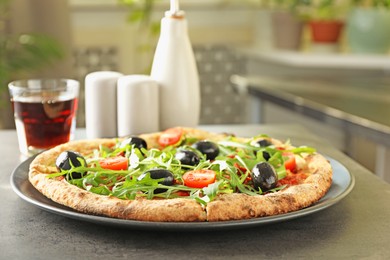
[2,125,390,259]
[242,76,390,146]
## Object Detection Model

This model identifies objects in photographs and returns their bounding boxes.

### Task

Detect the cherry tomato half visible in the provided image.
[183,169,217,188]
[176,191,190,197]
[283,152,297,172]
[158,127,183,147]
[99,156,128,171]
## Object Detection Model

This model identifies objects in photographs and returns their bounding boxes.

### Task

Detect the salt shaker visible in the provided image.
[85,71,123,138]
[117,75,159,136]
[151,0,200,130]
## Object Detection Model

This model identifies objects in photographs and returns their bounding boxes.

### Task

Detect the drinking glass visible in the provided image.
[8,79,79,156]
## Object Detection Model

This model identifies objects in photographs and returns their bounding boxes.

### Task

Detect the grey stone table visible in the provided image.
[2,125,390,259]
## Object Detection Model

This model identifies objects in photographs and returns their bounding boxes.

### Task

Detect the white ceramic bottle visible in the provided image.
[117,75,159,136]
[85,71,123,138]
[151,0,200,130]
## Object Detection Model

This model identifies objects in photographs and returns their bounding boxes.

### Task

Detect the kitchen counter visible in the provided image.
[2,125,390,259]
[233,75,390,181]
[235,75,390,146]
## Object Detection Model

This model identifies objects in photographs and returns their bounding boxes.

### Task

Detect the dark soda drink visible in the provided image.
[9,79,80,156]
[12,97,78,150]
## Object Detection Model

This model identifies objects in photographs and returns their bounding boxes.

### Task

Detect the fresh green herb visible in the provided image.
[290,146,316,154]
[49,134,316,205]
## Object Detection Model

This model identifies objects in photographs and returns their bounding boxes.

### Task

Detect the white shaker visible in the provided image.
[151,0,200,130]
[117,75,159,136]
[85,71,123,138]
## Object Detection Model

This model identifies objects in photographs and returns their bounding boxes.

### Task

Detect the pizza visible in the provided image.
[28,127,332,222]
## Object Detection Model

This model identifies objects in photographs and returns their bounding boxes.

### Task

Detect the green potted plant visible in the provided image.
[118,0,162,72]
[346,0,390,54]
[0,0,64,128]
[118,0,160,30]
[304,0,350,46]
[268,0,310,50]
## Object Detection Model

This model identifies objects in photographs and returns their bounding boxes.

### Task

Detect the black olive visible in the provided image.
[262,151,271,161]
[251,162,278,192]
[175,150,200,167]
[137,169,174,194]
[255,139,272,147]
[55,151,87,179]
[254,139,272,161]
[192,141,219,160]
[120,136,147,150]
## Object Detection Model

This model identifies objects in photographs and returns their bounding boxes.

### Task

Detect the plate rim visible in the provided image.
[10,156,355,231]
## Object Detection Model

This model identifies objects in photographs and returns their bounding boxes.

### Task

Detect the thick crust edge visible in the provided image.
[206,154,332,221]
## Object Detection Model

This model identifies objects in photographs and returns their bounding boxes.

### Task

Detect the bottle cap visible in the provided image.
[165,0,185,18]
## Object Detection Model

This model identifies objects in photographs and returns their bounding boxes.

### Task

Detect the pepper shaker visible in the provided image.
[85,71,123,138]
[117,75,159,136]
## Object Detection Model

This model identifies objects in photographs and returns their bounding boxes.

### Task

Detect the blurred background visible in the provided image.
[1,0,390,179]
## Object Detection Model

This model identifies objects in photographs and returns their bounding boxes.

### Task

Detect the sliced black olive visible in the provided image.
[120,136,147,150]
[137,169,174,194]
[255,139,272,147]
[192,141,219,160]
[251,162,278,192]
[254,139,272,161]
[175,150,200,168]
[55,151,87,179]
[262,151,271,161]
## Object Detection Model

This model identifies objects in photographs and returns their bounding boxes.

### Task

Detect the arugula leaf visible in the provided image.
[290,146,316,154]
[218,140,259,151]
[202,180,222,200]
[50,133,316,205]
[191,180,223,206]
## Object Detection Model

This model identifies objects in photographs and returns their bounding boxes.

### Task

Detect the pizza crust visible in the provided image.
[29,136,207,222]
[28,127,332,222]
[206,154,332,221]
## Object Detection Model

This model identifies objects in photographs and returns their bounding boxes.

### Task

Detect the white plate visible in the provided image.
[10,156,354,231]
